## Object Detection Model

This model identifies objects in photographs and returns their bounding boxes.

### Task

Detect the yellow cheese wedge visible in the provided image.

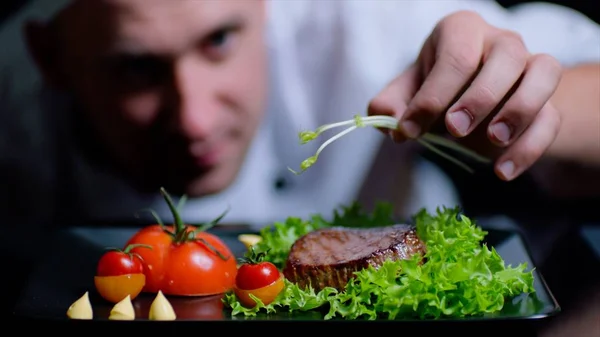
[149,290,176,321]
[66,291,93,320]
[109,295,135,320]
[238,234,262,249]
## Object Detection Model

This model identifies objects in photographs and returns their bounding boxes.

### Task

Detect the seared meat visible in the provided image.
[282,224,426,292]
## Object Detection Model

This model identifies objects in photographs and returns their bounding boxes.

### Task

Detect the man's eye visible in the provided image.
[202,28,237,60]
[208,29,229,48]
[110,57,168,90]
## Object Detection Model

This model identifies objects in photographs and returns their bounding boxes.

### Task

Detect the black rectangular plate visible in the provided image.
[11,224,560,333]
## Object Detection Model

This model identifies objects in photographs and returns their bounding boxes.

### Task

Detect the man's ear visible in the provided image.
[22,20,67,88]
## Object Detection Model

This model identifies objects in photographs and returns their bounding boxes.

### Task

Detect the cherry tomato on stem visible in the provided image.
[94,244,152,303]
[234,247,284,307]
[96,243,152,276]
[236,247,280,290]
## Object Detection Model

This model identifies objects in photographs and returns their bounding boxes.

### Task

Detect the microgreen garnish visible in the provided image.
[288,114,491,175]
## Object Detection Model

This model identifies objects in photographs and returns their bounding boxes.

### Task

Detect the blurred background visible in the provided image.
[1,0,599,38]
[1,0,599,335]
[2,0,596,28]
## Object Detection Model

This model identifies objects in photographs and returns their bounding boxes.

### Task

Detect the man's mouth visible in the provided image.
[188,140,228,168]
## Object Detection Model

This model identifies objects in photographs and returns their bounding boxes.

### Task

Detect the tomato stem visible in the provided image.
[135,207,176,239]
[189,206,230,236]
[158,187,231,261]
[123,243,153,253]
[104,244,153,261]
[161,187,186,234]
[197,238,230,261]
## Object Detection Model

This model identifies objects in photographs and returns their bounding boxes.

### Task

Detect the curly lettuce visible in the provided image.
[223,203,535,320]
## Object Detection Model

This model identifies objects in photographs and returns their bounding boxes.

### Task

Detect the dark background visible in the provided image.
[1,0,599,335]
[498,0,599,24]
[0,0,27,24]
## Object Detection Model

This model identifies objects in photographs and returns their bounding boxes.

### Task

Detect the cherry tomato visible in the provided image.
[233,247,284,307]
[234,275,284,308]
[96,244,152,277]
[125,188,238,296]
[235,251,281,290]
[94,273,146,303]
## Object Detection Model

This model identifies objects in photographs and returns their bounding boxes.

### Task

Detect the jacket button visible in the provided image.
[274,176,288,191]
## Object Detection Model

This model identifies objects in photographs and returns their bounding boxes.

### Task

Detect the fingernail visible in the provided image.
[389,130,407,143]
[448,110,472,136]
[498,160,515,180]
[400,120,421,139]
[490,122,512,144]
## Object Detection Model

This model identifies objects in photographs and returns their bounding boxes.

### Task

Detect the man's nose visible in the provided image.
[169,57,220,140]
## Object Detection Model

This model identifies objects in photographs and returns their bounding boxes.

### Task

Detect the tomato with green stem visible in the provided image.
[126,187,238,296]
[94,244,152,303]
[234,247,284,307]
[96,244,152,276]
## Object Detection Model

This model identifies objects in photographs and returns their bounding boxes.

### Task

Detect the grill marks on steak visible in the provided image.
[283,224,426,292]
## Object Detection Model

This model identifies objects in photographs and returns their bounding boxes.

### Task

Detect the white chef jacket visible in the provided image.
[0,0,598,231]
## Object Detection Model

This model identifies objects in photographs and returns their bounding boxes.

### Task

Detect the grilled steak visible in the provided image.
[283,224,425,292]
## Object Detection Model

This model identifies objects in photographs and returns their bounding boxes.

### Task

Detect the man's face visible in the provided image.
[39,0,268,196]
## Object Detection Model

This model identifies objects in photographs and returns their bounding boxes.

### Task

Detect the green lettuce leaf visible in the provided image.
[223,204,535,320]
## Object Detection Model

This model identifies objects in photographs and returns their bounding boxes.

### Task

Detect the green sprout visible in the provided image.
[288,114,491,175]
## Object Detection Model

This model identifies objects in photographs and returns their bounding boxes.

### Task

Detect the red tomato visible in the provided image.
[96,244,152,277]
[234,247,284,307]
[234,275,284,308]
[235,251,281,290]
[125,188,238,297]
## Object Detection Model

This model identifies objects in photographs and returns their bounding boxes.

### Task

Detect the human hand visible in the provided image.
[368,10,563,181]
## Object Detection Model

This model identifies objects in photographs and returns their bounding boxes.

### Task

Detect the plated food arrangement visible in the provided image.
[65,188,536,321]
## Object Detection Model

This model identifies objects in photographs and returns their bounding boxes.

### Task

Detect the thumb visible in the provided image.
[367,62,421,142]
